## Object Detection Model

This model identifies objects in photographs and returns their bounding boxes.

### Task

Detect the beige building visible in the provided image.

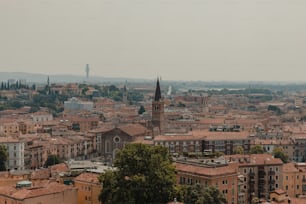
[154,130,252,156]
[282,162,306,198]
[31,111,53,123]
[0,181,77,204]
[17,120,37,134]
[74,172,102,204]
[0,119,19,136]
[175,157,238,204]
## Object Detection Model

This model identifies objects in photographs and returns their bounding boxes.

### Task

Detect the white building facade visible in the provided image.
[0,138,25,170]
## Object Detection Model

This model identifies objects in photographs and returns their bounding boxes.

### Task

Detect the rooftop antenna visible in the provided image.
[85,64,90,79]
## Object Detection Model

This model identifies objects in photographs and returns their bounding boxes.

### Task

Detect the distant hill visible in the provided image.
[0,72,151,84]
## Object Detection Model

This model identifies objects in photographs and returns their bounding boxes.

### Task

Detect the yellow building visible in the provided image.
[74,172,102,204]
[283,162,306,198]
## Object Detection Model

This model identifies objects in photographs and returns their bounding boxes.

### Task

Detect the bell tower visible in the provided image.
[152,78,164,134]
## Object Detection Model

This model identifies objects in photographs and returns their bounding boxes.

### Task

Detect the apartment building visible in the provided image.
[0,137,24,170]
[17,120,36,134]
[282,162,306,198]
[253,139,295,162]
[175,157,238,204]
[292,133,306,162]
[0,119,19,136]
[226,154,283,203]
[154,130,252,155]
[31,111,53,123]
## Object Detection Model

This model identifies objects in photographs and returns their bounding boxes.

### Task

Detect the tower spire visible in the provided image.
[154,77,161,101]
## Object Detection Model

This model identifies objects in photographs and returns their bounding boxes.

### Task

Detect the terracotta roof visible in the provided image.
[154,134,205,141]
[50,163,69,173]
[74,172,100,184]
[0,137,20,143]
[31,169,50,180]
[175,162,237,177]
[31,111,52,116]
[226,154,283,166]
[273,189,286,195]
[118,124,148,136]
[155,130,250,141]
[282,163,299,173]
[0,182,76,200]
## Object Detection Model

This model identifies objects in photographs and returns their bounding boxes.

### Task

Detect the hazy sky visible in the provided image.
[1,0,306,81]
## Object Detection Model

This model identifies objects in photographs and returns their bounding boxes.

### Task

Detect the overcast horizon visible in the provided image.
[1,0,306,82]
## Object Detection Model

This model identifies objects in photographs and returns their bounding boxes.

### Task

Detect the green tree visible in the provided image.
[273,147,288,163]
[99,143,176,204]
[44,155,61,167]
[181,184,226,204]
[233,146,244,154]
[214,151,224,157]
[0,145,8,171]
[177,101,186,107]
[249,145,264,154]
[268,105,282,115]
[138,105,145,114]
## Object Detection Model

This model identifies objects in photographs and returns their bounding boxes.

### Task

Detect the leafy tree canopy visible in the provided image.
[0,145,8,171]
[250,145,265,154]
[138,105,145,115]
[44,155,61,167]
[233,146,244,154]
[99,143,176,204]
[179,184,226,204]
[273,147,288,163]
[268,105,283,115]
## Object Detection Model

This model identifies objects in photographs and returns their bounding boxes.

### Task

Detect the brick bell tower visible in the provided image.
[152,78,165,134]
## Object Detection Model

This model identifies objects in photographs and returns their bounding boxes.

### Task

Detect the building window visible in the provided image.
[105,140,110,153]
[113,136,121,143]
[286,185,288,190]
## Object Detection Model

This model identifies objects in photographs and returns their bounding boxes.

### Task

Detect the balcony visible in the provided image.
[270,179,275,184]
[249,180,255,184]
[268,171,275,176]
[259,180,265,185]
[258,171,266,176]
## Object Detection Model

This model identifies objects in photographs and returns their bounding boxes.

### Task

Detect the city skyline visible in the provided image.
[1,0,306,81]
